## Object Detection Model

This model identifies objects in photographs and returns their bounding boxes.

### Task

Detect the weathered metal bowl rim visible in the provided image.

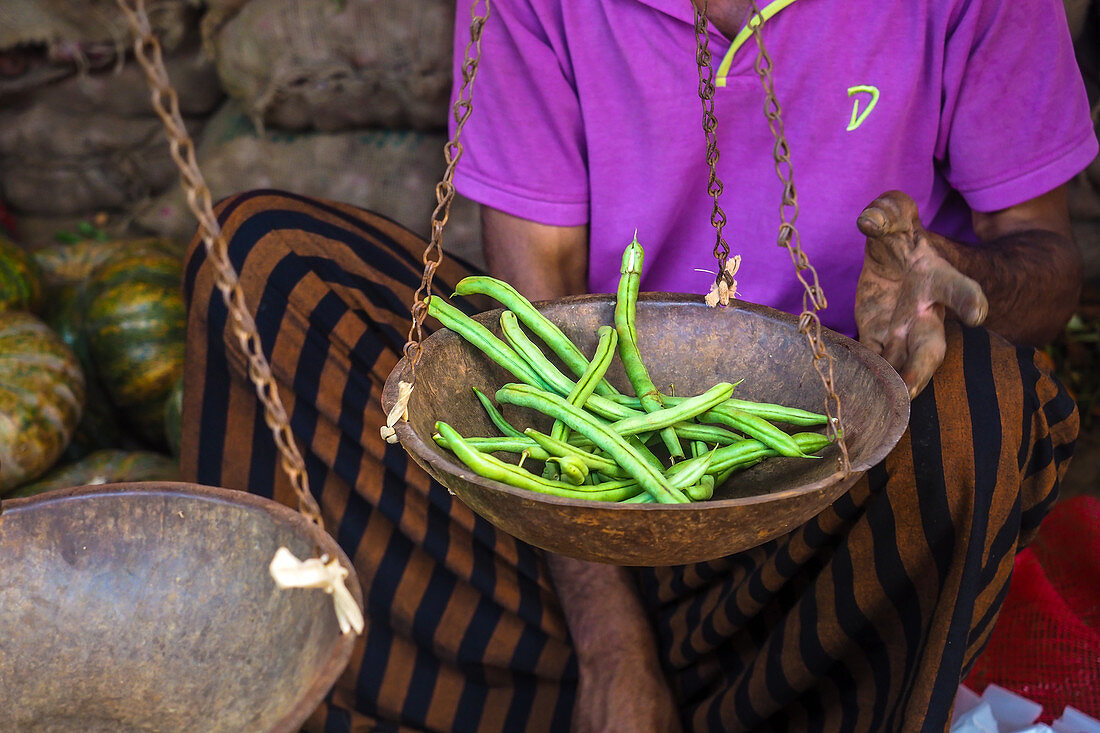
[386,293,910,513]
[0,480,361,733]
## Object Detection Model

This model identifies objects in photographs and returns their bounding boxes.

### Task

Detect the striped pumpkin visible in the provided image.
[32,237,183,288]
[0,311,85,494]
[6,449,179,499]
[0,233,43,313]
[84,251,186,447]
[41,283,124,460]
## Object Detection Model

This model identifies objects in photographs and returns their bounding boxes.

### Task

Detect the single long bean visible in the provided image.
[671,423,745,445]
[428,297,548,389]
[614,234,683,459]
[435,421,645,501]
[499,310,577,397]
[496,383,690,503]
[665,449,714,489]
[635,394,828,427]
[699,405,808,457]
[453,275,621,397]
[707,431,831,475]
[433,433,549,460]
[553,325,618,443]
[606,382,734,437]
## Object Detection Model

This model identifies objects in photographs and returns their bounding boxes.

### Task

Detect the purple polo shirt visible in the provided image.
[450,0,1098,337]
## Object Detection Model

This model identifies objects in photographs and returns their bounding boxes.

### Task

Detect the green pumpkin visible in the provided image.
[84,251,186,448]
[0,311,85,494]
[0,233,43,313]
[32,237,184,288]
[41,283,125,460]
[6,449,179,499]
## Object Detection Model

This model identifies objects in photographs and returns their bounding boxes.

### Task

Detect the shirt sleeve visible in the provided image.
[448,1,590,226]
[936,0,1098,212]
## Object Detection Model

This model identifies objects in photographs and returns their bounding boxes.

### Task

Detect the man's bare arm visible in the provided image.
[481,206,682,732]
[955,185,1080,345]
[482,207,588,301]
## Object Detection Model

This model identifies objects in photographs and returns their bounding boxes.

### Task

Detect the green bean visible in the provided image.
[614,234,683,459]
[666,449,715,489]
[428,296,548,389]
[672,423,745,445]
[472,387,526,439]
[435,421,645,501]
[432,433,548,460]
[699,405,808,457]
[453,275,621,397]
[605,382,734,437]
[567,422,741,451]
[524,428,626,478]
[553,325,618,443]
[499,310,577,397]
[721,399,828,426]
[548,454,588,485]
[707,430,831,475]
[687,475,715,501]
[613,393,827,427]
[626,433,668,475]
[496,383,690,504]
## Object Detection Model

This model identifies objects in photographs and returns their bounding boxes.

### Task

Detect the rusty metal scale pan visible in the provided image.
[384,294,910,566]
[0,482,361,733]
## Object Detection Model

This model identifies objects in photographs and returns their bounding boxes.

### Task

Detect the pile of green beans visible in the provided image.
[428,235,834,505]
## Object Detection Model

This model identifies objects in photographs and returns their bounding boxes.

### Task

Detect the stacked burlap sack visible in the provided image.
[0,0,221,244]
[137,0,483,266]
[0,0,481,264]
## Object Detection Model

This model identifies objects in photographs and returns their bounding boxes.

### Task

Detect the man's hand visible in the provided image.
[855,191,988,399]
[547,556,682,733]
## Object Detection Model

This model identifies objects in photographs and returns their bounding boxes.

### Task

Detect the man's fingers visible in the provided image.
[879,324,910,376]
[857,191,920,238]
[928,266,988,326]
[898,309,947,400]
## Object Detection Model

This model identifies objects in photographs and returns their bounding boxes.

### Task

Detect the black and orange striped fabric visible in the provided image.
[180,191,1078,732]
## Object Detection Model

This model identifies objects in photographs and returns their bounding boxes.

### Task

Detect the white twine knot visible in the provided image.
[380,380,413,444]
[269,547,364,635]
[704,255,742,308]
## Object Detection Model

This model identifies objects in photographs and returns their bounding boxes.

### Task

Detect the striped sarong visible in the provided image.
[180,191,1078,732]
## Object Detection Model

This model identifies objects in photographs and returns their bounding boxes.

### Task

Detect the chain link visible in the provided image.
[402,0,491,381]
[693,0,734,297]
[116,0,325,525]
[697,0,850,472]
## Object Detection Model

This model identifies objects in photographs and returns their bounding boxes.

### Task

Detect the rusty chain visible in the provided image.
[402,1,491,378]
[116,0,324,526]
[693,0,734,300]
[697,0,850,472]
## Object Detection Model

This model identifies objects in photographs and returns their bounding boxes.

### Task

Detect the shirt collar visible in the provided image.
[629,0,801,87]
[715,0,800,86]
